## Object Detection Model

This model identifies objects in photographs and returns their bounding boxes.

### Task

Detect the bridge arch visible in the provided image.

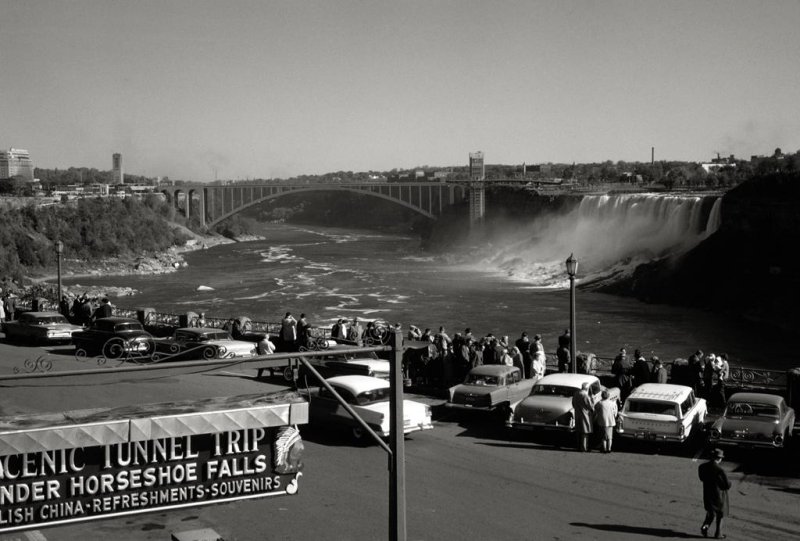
[203,184,462,227]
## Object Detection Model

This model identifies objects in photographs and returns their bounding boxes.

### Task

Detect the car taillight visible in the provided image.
[680,424,686,437]
[425,405,431,418]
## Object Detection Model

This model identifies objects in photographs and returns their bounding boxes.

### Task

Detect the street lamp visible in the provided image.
[565,253,578,373]
[55,240,64,304]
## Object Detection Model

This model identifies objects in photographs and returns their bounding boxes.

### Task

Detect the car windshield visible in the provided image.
[465,374,499,386]
[626,400,677,416]
[36,316,68,325]
[114,323,144,332]
[190,331,229,342]
[355,388,391,405]
[532,385,577,398]
[726,402,780,419]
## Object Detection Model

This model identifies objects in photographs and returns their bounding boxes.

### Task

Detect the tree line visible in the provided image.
[0,195,191,281]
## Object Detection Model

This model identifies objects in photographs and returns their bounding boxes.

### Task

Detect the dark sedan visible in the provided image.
[72,317,153,359]
[1,311,83,344]
[153,327,257,361]
[708,392,796,449]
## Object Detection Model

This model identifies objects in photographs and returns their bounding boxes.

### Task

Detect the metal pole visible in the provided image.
[569,275,577,373]
[389,328,406,541]
[56,250,62,304]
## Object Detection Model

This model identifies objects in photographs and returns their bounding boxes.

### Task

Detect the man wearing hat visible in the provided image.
[698,448,731,538]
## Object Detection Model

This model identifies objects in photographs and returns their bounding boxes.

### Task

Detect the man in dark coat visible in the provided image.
[515,332,533,378]
[631,349,651,388]
[92,298,113,320]
[698,448,731,539]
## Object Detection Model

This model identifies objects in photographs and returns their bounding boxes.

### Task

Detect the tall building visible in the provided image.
[0,148,34,180]
[112,153,124,184]
[468,151,484,181]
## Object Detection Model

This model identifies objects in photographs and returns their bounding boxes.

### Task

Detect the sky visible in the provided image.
[2,1,799,182]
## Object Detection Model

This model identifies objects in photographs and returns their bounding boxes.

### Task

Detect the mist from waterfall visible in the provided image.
[476,194,722,289]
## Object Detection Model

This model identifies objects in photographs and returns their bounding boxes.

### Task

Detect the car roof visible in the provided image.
[177,327,228,334]
[21,311,64,318]
[325,375,390,394]
[628,383,692,402]
[469,365,519,377]
[344,359,390,369]
[537,373,599,387]
[100,317,140,324]
[727,392,784,405]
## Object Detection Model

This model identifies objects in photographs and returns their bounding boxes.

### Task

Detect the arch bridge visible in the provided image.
[168,182,483,228]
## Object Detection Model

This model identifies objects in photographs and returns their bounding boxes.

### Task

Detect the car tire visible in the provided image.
[352,426,365,440]
[283,365,295,382]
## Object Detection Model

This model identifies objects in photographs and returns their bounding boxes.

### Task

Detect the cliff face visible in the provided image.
[599,173,800,330]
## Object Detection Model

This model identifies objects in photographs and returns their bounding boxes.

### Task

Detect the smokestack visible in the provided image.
[651,147,654,166]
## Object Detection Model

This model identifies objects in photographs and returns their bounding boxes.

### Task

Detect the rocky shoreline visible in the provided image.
[11,233,265,302]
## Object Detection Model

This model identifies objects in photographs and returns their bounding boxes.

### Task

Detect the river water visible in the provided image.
[64,207,793,369]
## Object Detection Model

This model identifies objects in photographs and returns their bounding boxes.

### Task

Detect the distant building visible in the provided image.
[701,153,736,173]
[469,151,484,181]
[0,148,34,180]
[112,153,125,184]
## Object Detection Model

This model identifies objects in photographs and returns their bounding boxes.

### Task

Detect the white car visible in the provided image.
[306,375,433,440]
[508,373,620,431]
[617,383,707,442]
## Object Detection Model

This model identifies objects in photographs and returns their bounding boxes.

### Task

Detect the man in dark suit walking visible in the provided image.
[698,448,731,539]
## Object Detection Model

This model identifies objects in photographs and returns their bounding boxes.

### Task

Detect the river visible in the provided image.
[64,213,794,370]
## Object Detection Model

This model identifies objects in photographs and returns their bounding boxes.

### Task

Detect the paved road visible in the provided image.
[1,339,798,541]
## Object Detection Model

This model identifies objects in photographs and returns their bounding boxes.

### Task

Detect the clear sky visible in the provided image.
[2,1,799,181]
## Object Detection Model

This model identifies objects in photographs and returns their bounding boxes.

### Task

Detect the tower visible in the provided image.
[468,151,485,226]
[112,153,124,184]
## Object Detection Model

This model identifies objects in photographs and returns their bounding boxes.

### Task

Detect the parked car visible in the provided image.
[616,383,707,443]
[153,327,258,361]
[507,373,620,431]
[708,392,795,449]
[298,346,390,381]
[1,311,83,344]
[304,375,433,441]
[447,365,536,416]
[72,317,153,359]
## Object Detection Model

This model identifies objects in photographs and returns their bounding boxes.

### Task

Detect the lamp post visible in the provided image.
[55,240,64,304]
[565,253,578,373]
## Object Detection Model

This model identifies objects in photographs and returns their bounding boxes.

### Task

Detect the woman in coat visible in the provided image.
[571,382,595,452]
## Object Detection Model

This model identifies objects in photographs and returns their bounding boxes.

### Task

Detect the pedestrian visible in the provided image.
[257,336,276,355]
[0,296,5,324]
[572,381,595,452]
[651,356,668,383]
[558,328,570,349]
[611,348,633,400]
[297,313,310,348]
[631,349,650,388]
[197,312,207,328]
[515,332,532,378]
[500,348,514,367]
[407,324,422,341]
[510,346,524,374]
[59,295,71,320]
[698,448,731,539]
[594,389,618,453]
[92,298,113,320]
[281,312,297,350]
[350,317,363,345]
[556,344,571,373]
[4,293,17,321]
[689,350,705,396]
[531,334,546,379]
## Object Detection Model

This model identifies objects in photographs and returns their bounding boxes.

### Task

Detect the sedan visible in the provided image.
[2,311,83,344]
[153,327,258,361]
[305,375,433,441]
[708,392,795,449]
[508,373,620,431]
[72,317,153,359]
[447,365,536,417]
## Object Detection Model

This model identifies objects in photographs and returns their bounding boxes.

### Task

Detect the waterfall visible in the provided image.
[478,193,722,288]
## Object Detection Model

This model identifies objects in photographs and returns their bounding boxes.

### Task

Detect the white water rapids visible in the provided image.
[479,194,722,288]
